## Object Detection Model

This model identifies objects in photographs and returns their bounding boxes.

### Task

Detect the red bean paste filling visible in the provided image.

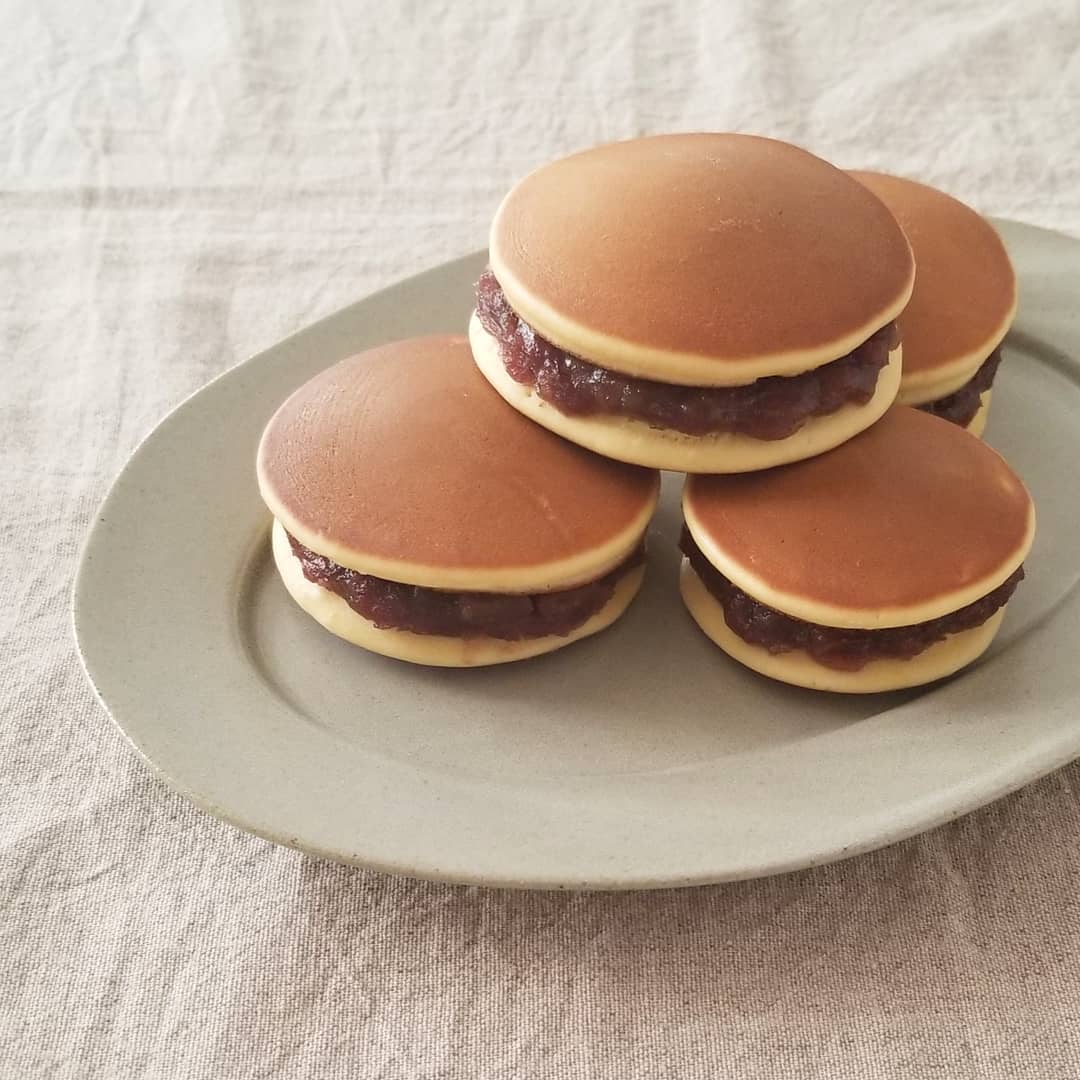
[917,348,1002,427]
[288,533,644,641]
[680,528,1023,672]
[475,270,898,440]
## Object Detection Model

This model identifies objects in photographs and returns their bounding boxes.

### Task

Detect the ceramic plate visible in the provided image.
[74,220,1080,889]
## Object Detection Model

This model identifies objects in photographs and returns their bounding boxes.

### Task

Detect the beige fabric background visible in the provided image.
[4,1,1080,1077]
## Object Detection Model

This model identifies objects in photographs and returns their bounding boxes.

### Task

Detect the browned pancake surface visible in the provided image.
[258,336,658,575]
[851,171,1016,375]
[492,134,913,365]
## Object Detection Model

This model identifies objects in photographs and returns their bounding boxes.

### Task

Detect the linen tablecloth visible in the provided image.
[4,2,1080,1076]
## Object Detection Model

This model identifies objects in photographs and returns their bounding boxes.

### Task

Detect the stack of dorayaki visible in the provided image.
[257,133,1034,692]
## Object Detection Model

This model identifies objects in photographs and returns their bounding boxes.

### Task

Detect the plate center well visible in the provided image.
[237,337,1080,783]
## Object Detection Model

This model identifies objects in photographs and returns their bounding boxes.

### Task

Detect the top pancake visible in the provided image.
[683,406,1034,628]
[851,171,1017,404]
[257,336,659,592]
[489,134,915,387]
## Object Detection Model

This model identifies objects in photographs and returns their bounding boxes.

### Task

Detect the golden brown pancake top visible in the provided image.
[850,171,1016,375]
[491,134,914,367]
[684,406,1033,615]
[257,336,658,577]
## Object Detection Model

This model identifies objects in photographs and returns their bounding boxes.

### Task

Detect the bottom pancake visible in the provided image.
[680,563,1006,693]
[470,315,902,473]
[966,391,991,438]
[273,521,645,666]
[913,349,1001,430]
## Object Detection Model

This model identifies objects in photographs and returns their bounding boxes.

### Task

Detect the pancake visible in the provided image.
[493,134,915,383]
[471,314,901,473]
[273,521,647,667]
[258,335,659,591]
[680,563,1006,694]
[850,171,1016,426]
[258,336,659,666]
[680,406,1034,692]
[918,350,999,435]
[967,391,992,438]
[476,134,914,472]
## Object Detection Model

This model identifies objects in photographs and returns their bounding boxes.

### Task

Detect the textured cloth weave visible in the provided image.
[3,2,1080,1077]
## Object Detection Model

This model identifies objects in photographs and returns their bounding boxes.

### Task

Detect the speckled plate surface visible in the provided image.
[73,220,1080,890]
